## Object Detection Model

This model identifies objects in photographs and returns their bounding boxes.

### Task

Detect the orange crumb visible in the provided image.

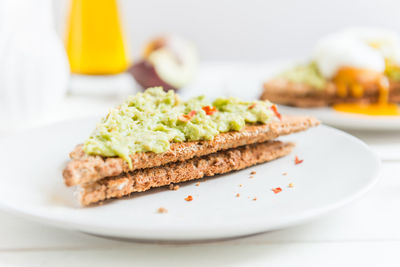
[184,195,193,201]
[249,176,254,179]
[157,207,168,214]
[239,184,243,187]
[272,187,282,194]
[250,171,256,175]
[252,197,257,201]
[295,156,304,165]
[288,183,294,188]
[236,193,240,197]
[282,172,287,176]
[195,182,200,186]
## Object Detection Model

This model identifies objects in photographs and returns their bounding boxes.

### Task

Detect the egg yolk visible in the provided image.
[332,67,400,116]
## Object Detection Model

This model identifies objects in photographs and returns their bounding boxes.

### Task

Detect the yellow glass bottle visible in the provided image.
[65,0,129,75]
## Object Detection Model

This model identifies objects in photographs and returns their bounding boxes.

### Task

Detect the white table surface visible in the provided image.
[1,63,400,266]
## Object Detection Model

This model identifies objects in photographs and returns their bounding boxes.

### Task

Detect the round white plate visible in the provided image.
[278,105,400,131]
[0,118,380,241]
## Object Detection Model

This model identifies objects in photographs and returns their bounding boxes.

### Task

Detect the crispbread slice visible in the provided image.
[261,79,400,107]
[79,140,294,206]
[63,115,318,186]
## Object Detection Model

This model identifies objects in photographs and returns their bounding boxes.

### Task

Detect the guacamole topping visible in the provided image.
[385,59,400,81]
[279,62,326,89]
[83,87,277,168]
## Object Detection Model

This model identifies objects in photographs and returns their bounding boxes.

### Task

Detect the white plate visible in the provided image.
[278,105,400,131]
[0,118,380,241]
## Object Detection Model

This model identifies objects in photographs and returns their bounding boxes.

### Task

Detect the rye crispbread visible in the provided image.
[261,79,400,107]
[79,140,294,206]
[63,115,319,186]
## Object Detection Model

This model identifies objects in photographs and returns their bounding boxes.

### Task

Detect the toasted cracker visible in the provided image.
[261,79,400,107]
[63,115,318,186]
[79,140,294,206]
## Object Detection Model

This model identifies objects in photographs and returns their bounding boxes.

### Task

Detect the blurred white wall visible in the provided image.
[54,0,400,62]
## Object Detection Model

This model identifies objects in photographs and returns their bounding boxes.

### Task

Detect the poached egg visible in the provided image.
[312,27,400,116]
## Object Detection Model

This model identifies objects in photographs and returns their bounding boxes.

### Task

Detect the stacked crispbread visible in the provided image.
[261,79,400,107]
[63,115,319,206]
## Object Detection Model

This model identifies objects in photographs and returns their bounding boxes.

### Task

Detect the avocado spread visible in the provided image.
[385,59,400,81]
[84,87,277,167]
[279,62,326,89]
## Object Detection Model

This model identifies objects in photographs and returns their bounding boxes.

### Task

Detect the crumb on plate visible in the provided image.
[195,182,200,186]
[169,184,180,191]
[288,183,294,188]
[157,207,168,214]
[236,193,240,197]
[250,171,256,175]
[185,195,193,201]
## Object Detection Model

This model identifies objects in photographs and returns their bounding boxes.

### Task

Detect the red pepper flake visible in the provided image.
[178,110,197,122]
[188,110,197,117]
[271,105,282,120]
[184,195,193,201]
[272,187,282,194]
[178,114,191,122]
[202,106,217,115]
[295,156,304,165]
[248,103,257,110]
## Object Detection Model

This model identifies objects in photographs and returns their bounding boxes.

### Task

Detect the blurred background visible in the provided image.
[54,0,400,61]
[1,0,400,132]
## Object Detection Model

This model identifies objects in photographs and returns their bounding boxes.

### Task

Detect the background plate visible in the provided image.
[278,105,400,131]
[0,118,380,241]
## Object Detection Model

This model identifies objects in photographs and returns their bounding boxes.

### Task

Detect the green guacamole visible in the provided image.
[279,62,326,89]
[83,87,277,168]
[385,59,400,81]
